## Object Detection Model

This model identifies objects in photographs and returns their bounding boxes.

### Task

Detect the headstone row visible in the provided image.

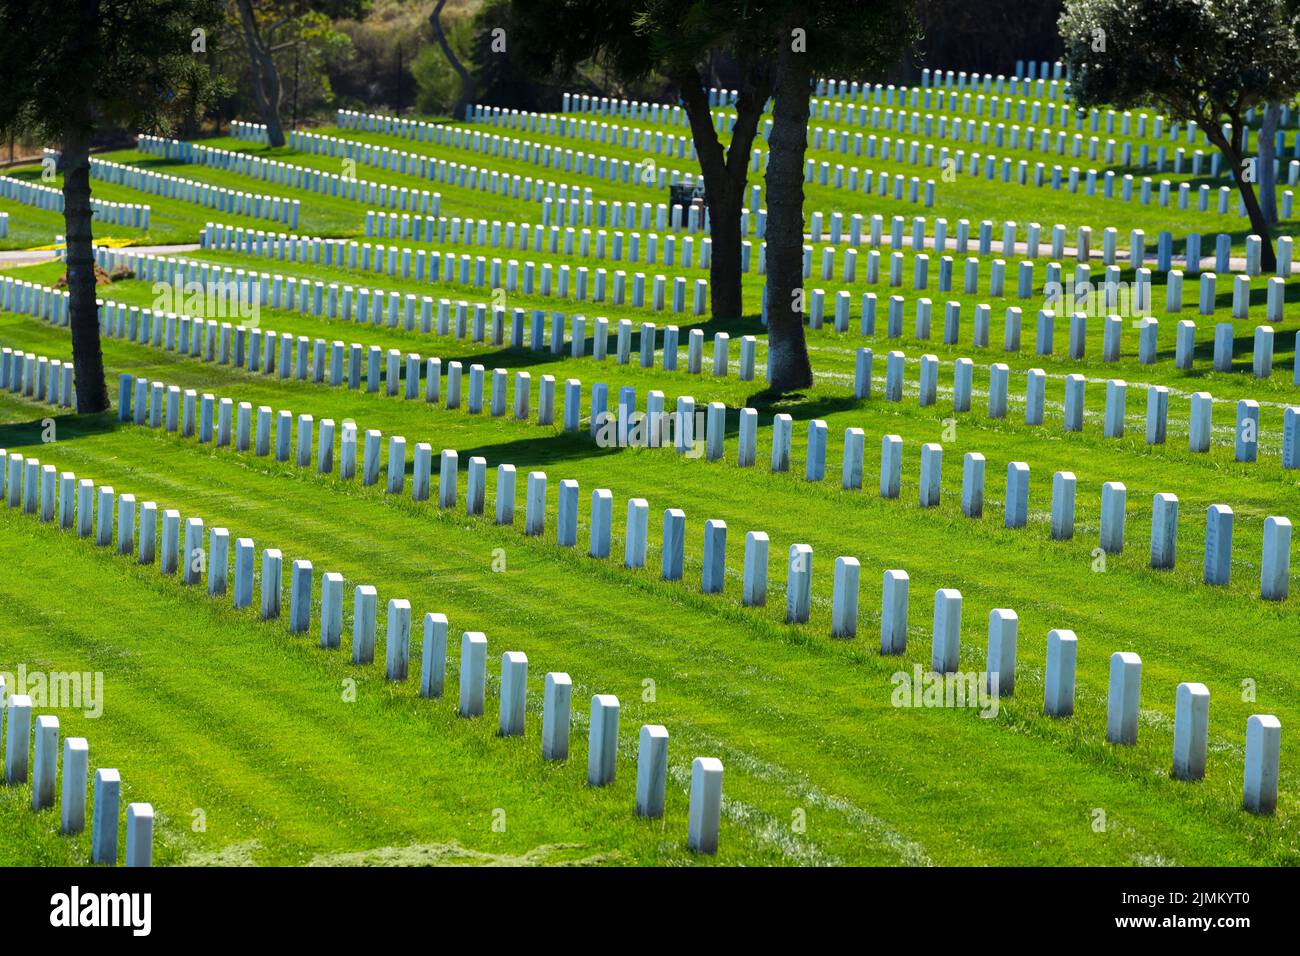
[488,90,1248,190]
[0,346,75,407]
[136,133,440,219]
[230,119,269,144]
[852,347,1298,464]
[40,150,292,228]
[573,396,1294,602]
[360,211,728,268]
[557,75,1298,170]
[0,174,150,229]
[800,213,1293,279]
[328,115,685,194]
[816,282,1293,376]
[466,104,698,175]
[0,677,155,865]
[306,123,693,232]
[549,84,1290,224]
[295,124,619,208]
[84,368,1287,821]
[0,447,728,854]
[197,220,713,315]
[179,119,591,215]
[120,239,750,382]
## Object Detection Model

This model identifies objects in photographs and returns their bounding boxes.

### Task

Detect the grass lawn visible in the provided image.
[0,79,1297,866]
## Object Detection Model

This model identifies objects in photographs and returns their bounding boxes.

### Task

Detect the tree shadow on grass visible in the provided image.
[430,429,625,474]
[434,311,769,373]
[0,411,117,448]
[742,388,858,423]
[450,392,857,471]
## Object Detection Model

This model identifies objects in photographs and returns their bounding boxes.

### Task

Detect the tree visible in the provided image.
[0,0,226,414]
[412,30,471,116]
[511,0,775,325]
[415,0,537,117]
[515,0,915,391]
[175,51,237,140]
[234,0,288,146]
[909,0,1064,80]
[638,0,777,322]
[330,2,427,112]
[1260,102,1281,226]
[1261,1,1300,226]
[232,0,368,147]
[762,1,919,391]
[764,13,815,391]
[1060,0,1300,272]
[468,0,545,114]
[431,0,476,121]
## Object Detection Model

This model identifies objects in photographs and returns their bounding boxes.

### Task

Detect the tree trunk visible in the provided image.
[1207,125,1277,273]
[431,0,474,120]
[763,30,814,393]
[707,189,744,318]
[1259,102,1280,227]
[675,66,770,321]
[60,129,109,414]
[235,0,286,147]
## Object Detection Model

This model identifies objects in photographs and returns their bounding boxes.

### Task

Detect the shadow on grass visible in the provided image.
[0,410,117,448]
[418,311,768,373]
[420,390,859,475]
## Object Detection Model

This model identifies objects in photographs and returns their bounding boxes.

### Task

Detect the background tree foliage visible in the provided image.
[0,0,227,413]
[1060,0,1300,270]
[907,0,1062,80]
[512,0,776,330]
[232,0,367,145]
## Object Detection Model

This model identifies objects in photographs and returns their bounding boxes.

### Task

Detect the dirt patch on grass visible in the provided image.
[308,840,619,867]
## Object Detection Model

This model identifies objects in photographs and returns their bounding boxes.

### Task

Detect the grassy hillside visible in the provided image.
[0,74,1296,866]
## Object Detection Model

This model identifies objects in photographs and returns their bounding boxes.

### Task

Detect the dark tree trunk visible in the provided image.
[1259,102,1279,227]
[707,189,744,318]
[763,29,814,392]
[235,0,287,147]
[676,65,771,321]
[431,0,474,120]
[1207,124,1277,273]
[60,129,109,414]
